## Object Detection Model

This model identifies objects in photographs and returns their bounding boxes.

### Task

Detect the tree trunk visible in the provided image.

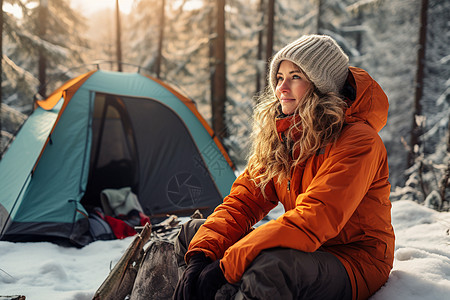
[317,0,323,34]
[116,0,123,72]
[211,0,228,139]
[255,0,264,95]
[408,0,428,167]
[38,0,48,98]
[209,2,215,115]
[155,0,165,79]
[447,113,450,153]
[439,113,450,209]
[266,0,274,65]
[355,9,363,53]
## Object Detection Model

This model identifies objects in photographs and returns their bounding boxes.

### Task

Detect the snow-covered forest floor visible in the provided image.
[0,198,449,299]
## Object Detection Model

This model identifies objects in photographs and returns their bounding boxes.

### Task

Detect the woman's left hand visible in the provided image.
[196,260,227,299]
[173,252,211,300]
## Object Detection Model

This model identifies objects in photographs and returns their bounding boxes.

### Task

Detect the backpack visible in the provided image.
[88,208,116,241]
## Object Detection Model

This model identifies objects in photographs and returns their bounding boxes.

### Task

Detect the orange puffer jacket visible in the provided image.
[186,67,395,300]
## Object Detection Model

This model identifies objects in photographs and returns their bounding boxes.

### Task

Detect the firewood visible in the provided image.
[92,222,152,300]
[129,240,179,300]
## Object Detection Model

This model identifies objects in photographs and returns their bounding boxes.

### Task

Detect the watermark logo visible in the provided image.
[167,172,203,208]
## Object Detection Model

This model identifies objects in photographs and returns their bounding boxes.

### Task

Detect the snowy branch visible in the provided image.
[2,54,39,88]
[347,0,385,15]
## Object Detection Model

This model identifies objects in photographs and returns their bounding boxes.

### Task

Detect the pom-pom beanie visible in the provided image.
[269,34,349,95]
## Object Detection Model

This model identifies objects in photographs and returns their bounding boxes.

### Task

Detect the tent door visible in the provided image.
[81,93,139,211]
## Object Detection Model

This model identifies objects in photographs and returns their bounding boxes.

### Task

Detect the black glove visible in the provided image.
[196,259,227,300]
[173,252,211,300]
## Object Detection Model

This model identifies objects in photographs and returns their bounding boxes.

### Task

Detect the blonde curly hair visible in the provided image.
[247,83,347,197]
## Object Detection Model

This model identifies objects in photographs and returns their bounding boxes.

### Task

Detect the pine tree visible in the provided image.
[28,0,89,89]
[3,0,89,113]
[2,0,40,113]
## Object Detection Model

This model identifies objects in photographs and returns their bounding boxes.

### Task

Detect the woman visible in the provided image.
[173,34,395,300]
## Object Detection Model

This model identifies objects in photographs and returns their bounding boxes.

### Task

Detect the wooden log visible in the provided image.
[92,223,152,300]
[129,240,179,300]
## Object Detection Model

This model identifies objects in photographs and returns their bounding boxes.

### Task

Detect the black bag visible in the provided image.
[88,208,115,241]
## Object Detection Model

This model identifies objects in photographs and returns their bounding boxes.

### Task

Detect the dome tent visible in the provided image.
[0,70,236,246]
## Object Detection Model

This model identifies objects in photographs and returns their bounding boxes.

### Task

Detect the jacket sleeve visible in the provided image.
[185,168,278,262]
[220,124,388,283]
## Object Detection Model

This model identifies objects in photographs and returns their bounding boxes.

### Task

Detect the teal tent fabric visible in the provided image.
[0,100,61,230]
[0,70,236,246]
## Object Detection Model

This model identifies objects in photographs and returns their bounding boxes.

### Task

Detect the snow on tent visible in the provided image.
[0,70,236,246]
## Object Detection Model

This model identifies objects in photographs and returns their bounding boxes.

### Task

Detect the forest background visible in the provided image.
[0,0,449,211]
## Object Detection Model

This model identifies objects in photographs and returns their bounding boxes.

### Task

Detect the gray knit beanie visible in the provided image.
[269,34,349,95]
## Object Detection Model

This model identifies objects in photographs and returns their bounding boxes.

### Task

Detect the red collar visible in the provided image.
[275,114,302,143]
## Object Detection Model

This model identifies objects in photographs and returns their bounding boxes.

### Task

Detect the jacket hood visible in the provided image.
[344,67,389,132]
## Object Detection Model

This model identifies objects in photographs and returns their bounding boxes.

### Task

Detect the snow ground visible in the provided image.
[0,199,449,299]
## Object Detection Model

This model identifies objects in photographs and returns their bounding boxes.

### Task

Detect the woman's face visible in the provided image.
[275,60,312,115]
